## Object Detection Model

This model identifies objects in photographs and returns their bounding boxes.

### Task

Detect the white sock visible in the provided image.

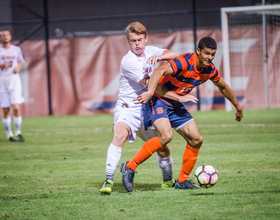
[156,154,174,182]
[2,116,13,136]
[105,143,122,181]
[13,116,22,135]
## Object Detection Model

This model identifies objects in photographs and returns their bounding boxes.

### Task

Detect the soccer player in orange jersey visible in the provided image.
[120,36,243,191]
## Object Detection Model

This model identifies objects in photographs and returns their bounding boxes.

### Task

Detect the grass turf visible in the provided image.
[0,108,280,219]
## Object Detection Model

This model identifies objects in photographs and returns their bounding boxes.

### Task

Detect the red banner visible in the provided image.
[2,27,278,117]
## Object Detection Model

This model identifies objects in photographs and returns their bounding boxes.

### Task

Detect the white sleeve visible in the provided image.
[146,46,166,57]
[17,47,25,63]
[121,58,143,83]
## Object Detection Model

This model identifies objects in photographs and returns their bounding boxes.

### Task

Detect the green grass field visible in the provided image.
[1,108,280,220]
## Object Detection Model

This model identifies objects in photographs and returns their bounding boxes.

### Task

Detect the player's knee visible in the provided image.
[156,145,170,158]
[3,108,10,117]
[13,105,21,116]
[158,131,173,145]
[113,132,128,145]
[194,135,203,148]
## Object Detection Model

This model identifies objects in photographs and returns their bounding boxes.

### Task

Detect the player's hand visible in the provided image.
[13,65,21,73]
[178,94,199,103]
[2,62,10,69]
[235,108,243,122]
[134,91,154,104]
[146,56,161,65]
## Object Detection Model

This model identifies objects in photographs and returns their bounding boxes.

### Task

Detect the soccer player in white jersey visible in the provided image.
[0,30,25,142]
[99,22,180,194]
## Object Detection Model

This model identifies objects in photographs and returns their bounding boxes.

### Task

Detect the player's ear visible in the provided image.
[196,47,200,56]
[145,35,148,43]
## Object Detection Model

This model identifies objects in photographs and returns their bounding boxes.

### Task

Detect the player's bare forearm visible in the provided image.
[147,50,178,65]
[14,61,24,73]
[216,81,243,122]
[158,86,198,103]
[159,50,178,61]
[135,66,167,103]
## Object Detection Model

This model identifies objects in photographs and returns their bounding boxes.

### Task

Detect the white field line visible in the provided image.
[198,124,280,128]
[23,127,112,135]
[22,124,280,136]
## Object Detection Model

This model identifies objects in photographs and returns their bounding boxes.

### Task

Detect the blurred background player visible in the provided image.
[0,30,25,142]
[100,22,179,194]
[121,36,243,192]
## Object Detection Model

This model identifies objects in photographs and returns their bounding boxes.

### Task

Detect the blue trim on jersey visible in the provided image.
[172,59,182,77]
[183,53,193,61]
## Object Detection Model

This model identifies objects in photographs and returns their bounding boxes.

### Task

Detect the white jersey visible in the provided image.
[113,46,166,142]
[0,44,25,92]
[116,46,166,110]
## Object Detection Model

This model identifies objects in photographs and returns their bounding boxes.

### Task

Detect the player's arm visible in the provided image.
[136,62,173,103]
[213,78,243,122]
[146,50,178,65]
[155,84,198,103]
[0,62,11,70]
[13,61,24,74]
[137,79,198,104]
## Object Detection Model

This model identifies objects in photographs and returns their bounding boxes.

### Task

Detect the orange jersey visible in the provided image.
[159,53,220,95]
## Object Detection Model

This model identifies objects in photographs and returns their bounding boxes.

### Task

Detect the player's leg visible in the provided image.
[0,91,17,142]
[125,117,172,171]
[12,104,24,142]
[137,125,174,187]
[101,106,141,194]
[2,107,17,141]
[154,120,175,187]
[107,121,130,180]
[100,122,130,194]
[121,118,172,192]
[174,119,203,189]
[156,152,175,188]
[10,89,25,142]
[121,98,173,192]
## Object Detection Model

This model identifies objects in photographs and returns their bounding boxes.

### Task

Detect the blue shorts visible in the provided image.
[142,96,193,130]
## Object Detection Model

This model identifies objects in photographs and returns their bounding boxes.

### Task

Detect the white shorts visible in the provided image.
[113,105,157,143]
[0,89,25,108]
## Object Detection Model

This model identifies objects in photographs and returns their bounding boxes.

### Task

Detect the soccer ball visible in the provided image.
[194,164,218,188]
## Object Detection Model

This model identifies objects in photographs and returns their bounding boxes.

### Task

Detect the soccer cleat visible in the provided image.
[175,180,199,189]
[161,179,176,188]
[7,135,18,142]
[16,133,25,142]
[120,161,135,192]
[100,179,113,194]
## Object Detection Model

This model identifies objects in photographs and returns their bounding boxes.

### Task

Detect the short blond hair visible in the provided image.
[125,22,147,40]
[0,30,10,37]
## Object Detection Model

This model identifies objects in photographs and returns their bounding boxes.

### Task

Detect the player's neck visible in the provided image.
[133,51,145,57]
[2,42,11,49]
[195,54,203,71]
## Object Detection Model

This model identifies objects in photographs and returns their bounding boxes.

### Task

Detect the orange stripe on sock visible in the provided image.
[178,144,200,183]
[126,137,162,171]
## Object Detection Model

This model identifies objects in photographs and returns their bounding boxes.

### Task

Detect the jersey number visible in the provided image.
[156,107,163,114]
[179,87,192,94]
